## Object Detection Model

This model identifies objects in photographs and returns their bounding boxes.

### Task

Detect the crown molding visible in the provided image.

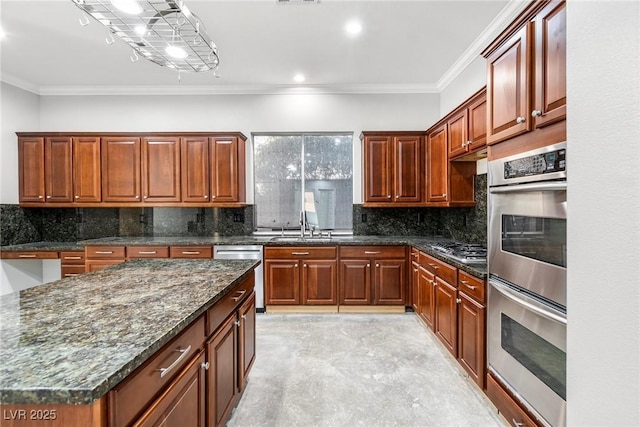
[0,73,40,95]
[436,0,531,91]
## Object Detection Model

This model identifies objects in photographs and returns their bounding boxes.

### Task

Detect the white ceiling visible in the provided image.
[0,0,525,95]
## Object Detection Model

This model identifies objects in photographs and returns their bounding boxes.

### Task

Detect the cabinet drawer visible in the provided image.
[458,271,485,303]
[339,246,406,259]
[265,246,337,259]
[410,247,420,262]
[420,252,457,285]
[86,245,126,259]
[62,265,85,278]
[108,316,206,427]
[486,373,540,427]
[0,251,58,259]
[207,275,254,336]
[170,246,213,259]
[60,251,85,264]
[128,246,170,259]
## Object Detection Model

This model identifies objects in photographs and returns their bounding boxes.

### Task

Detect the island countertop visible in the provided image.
[0,258,259,405]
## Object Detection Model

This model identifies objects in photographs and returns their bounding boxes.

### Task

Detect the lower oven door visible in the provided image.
[488,180,567,307]
[488,277,567,427]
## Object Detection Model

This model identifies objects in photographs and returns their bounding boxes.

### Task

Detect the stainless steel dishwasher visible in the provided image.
[213,245,264,311]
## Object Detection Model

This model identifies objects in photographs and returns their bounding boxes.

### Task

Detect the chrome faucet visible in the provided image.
[299,211,305,238]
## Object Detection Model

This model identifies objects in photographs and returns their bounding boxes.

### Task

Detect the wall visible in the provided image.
[566,1,640,425]
[439,56,487,117]
[0,82,40,204]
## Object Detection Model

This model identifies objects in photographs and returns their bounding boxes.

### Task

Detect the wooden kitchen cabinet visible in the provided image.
[362,132,423,206]
[102,137,141,202]
[141,137,181,202]
[448,88,487,159]
[181,137,210,202]
[18,136,73,203]
[434,276,458,356]
[85,245,126,272]
[60,250,85,279]
[238,292,256,392]
[487,373,540,427]
[264,246,337,306]
[410,248,420,312]
[418,263,436,330]
[73,137,101,203]
[484,0,566,147]
[127,246,170,259]
[170,246,213,259]
[426,124,448,204]
[339,246,406,306]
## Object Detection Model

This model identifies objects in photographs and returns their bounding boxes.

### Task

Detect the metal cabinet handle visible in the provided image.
[242,314,247,320]
[456,298,461,304]
[212,195,217,199]
[512,419,526,427]
[427,263,439,269]
[292,252,309,255]
[460,280,477,290]
[364,251,381,255]
[143,195,148,199]
[95,251,114,254]
[387,195,391,199]
[64,256,82,260]
[516,116,526,124]
[64,273,80,277]
[75,195,80,199]
[182,251,200,255]
[201,362,210,370]
[376,263,380,268]
[413,269,418,273]
[531,110,542,117]
[234,320,241,327]
[203,195,208,199]
[303,264,308,268]
[461,141,465,148]
[158,345,191,378]
[366,264,370,268]
[135,195,140,199]
[232,290,246,302]
[138,251,157,255]
[46,195,52,199]
[18,254,37,258]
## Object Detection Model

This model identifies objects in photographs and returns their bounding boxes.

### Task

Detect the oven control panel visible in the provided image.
[504,147,566,179]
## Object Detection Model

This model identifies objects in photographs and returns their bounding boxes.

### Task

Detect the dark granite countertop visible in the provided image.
[0,241,84,252]
[0,258,259,405]
[0,236,486,279]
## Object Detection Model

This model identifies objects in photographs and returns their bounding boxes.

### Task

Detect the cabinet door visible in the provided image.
[142,137,181,202]
[181,137,210,203]
[411,260,420,313]
[302,260,337,305]
[447,110,468,159]
[102,137,141,202]
[207,315,237,427]
[458,292,486,389]
[210,137,239,202]
[264,259,300,305]
[373,259,406,305]
[427,124,448,203]
[418,267,435,330]
[339,260,371,305]
[534,0,566,128]
[238,293,256,392]
[133,352,206,427]
[45,137,73,202]
[486,23,533,145]
[18,137,45,203]
[467,94,487,152]
[73,137,101,202]
[434,277,458,356]
[394,136,421,202]
[364,136,392,202]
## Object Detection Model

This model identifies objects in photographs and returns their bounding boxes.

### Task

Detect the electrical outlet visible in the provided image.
[361,213,367,223]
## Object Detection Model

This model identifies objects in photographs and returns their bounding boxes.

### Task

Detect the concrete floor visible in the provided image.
[227,313,504,427]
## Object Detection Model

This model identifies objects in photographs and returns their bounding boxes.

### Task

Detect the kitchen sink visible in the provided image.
[270,236,352,243]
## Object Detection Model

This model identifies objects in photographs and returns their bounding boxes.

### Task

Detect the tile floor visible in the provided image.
[227,313,504,427]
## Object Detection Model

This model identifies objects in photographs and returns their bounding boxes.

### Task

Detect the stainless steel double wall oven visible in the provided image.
[487,142,567,427]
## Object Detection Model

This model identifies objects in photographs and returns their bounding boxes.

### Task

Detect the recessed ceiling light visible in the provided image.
[345,21,362,35]
[294,73,306,83]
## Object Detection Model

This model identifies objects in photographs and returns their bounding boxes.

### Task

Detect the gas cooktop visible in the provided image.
[428,242,487,265]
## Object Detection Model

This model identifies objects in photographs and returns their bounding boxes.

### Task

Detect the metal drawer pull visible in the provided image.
[460,281,477,290]
[292,252,309,255]
[138,251,158,255]
[182,251,200,255]
[18,254,37,258]
[64,256,82,260]
[232,290,246,302]
[512,419,526,427]
[158,345,191,378]
[95,251,114,254]
[364,251,381,254]
[201,362,210,370]
[427,263,439,269]
[65,274,80,277]
[234,320,241,327]
[242,314,247,320]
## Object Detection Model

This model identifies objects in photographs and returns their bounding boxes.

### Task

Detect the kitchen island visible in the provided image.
[0,258,259,426]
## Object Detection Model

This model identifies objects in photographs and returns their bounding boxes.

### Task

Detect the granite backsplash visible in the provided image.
[353,174,487,244]
[0,205,255,246]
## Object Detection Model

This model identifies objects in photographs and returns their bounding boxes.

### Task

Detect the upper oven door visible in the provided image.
[488,180,567,307]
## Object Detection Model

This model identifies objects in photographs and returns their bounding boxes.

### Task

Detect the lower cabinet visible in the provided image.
[264,246,338,306]
[413,247,487,390]
[85,245,126,272]
[486,373,539,427]
[60,250,85,278]
[338,246,407,306]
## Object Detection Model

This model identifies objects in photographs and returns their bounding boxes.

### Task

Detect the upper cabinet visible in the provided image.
[17,132,247,207]
[447,89,487,159]
[483,0,566,149]
[362,132,423,206]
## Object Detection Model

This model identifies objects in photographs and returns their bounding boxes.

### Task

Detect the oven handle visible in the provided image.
[490,279,567,325]
[489,181,567,193]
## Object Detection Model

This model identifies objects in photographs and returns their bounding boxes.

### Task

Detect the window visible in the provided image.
[253,133,353,232]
